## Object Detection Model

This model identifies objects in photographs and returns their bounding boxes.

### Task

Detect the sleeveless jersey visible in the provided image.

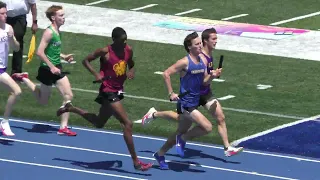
[179,55,206,107]
[99,45,131,92]
[0,24,10,72]
[199,52,214,95]
[41,26,62,67]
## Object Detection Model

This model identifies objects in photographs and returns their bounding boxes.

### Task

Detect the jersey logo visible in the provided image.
[113,60,127,76]
[52,41,61,47]
[0,35,8,42]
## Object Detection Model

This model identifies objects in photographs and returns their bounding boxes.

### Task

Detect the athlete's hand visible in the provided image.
[31,22,38,34]
[170,93,179,101]
[210,68,222,78]
[127,68,135,80]
[94,73,104,83]
[7,27,14,39]
[50,66,61,75]
[64,54,74,62]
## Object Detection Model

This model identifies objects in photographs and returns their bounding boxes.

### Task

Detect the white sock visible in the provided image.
[60,100,72,108]
[64,100,71,105]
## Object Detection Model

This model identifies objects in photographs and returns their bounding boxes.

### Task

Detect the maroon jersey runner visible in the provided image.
[99,45,131,92]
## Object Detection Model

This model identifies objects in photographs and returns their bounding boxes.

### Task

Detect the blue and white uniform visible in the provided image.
[177,54,206,113]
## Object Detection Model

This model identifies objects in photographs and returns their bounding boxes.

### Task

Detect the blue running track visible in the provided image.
[0,118,319,180]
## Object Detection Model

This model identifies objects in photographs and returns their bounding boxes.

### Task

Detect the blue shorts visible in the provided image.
[0,67,7,74]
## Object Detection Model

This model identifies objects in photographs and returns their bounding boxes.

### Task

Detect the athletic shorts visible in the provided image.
[0,67,6,74]
[95,91,124,104]
[36,64,65,86]
[176,101,198,114]
[199,91,217,107]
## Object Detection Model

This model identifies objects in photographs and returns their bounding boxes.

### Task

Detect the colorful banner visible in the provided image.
[154,17,309,40]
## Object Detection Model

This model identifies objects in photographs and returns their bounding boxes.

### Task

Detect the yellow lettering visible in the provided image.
[113,60,127,76]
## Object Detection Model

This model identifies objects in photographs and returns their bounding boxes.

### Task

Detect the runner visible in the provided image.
[56,27,153,171]
[12,5,76,136]
[142,28,243,157]
[0,2,22,136]
[153,32,220,169]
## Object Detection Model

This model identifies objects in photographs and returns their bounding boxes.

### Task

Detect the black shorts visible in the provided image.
[36,64,65,86]
[177,102,198,114]
[95,91,124,104]
[199,91,216,107]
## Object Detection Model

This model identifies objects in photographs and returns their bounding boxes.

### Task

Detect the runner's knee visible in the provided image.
[122,120,133,130]
[216,114,225,124]
[202,122,212,133]
[63,92,73,101]
[11,87,22,97]
[212,105,225,124]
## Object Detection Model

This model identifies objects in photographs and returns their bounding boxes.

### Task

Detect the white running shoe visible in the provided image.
[0,120,15,136]
[224,146,244,157]
[141,107,157,126]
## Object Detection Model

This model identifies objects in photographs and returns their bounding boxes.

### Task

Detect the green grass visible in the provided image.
[1,25,320,145]
[54,0,320,29]
[281,15,320,30]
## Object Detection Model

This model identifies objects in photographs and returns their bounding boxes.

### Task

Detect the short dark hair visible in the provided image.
[112,27,127,41]
[202,28,217,44]
[0,2,7,9]
[183,32,199,53]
